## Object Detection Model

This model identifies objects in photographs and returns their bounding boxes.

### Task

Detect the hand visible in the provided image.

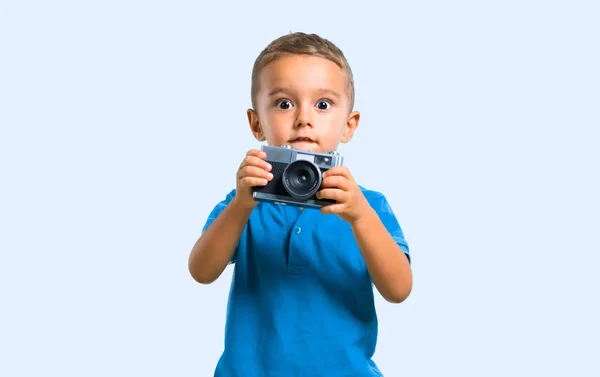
[234,149,273,209]
[316,166,372,224]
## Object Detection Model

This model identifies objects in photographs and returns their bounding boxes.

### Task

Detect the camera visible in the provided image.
[252,145,344,208]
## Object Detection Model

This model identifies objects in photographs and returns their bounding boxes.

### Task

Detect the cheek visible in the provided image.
[322,109,345,123]
[320,113,347,136]
[263,114,290,138]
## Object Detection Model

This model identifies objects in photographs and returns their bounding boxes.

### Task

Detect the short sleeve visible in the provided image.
[370,194,411,264]
[202,189,239,264]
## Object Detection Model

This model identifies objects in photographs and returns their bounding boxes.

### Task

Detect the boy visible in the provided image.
[189,32,412,376]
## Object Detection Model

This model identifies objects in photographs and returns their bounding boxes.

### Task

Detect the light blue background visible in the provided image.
[1,1,598,376]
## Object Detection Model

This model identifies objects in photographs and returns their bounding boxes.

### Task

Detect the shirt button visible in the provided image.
[295,226,302,234]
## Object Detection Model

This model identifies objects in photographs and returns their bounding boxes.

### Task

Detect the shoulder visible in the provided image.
[211,188,237,205]
[358,185,387,204]
[358,185,399,219]
[204,189,237,220]
[359,184,410,257]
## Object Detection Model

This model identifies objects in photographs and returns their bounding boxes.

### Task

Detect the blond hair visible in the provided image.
[250,32,355,111]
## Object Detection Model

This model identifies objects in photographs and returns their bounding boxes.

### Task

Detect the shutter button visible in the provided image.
[295,226,302,234]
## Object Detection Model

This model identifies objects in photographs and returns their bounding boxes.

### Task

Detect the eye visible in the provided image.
[276,100,293,110]
[316,100,331,110]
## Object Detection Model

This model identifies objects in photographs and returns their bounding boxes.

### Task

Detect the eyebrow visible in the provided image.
[267,88,342,99]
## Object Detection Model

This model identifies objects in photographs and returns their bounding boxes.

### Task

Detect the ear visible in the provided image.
[340,111,360,143]
[247,109,266,142]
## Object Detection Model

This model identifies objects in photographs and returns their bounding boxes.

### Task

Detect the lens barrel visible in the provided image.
[282,160,322,200]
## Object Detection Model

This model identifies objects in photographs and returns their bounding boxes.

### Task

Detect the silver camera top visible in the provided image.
[261,144,344,169]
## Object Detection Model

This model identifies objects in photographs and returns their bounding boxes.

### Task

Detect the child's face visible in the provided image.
[248,55,360,153]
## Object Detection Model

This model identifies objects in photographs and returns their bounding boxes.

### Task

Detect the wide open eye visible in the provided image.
[276,100,293,110]
[316,100,331,110]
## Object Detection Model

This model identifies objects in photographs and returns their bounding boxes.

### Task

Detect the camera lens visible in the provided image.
[282,160,322,200]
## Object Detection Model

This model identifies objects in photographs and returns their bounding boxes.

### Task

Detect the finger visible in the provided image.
[320,203,345,215]
[316,188,347,202]
[239,165,274,181]
[246,149,267,159]
[320,175,350,190]
[240,176,269,187]
[239,149,267,168]
[240,155,272,172]
[323,166,350,178]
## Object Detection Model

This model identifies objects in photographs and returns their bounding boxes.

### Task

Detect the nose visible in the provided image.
[294,104,313,128]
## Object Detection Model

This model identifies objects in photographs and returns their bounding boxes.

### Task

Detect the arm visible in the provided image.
[317,166,413,303]
[189,149,273,284]
[350,208,412,303]
[188,197,253,284]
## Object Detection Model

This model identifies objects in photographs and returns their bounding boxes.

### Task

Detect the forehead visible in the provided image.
[257,55,348,97]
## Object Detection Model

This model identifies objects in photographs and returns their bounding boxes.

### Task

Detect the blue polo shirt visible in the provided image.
[201,186,410,377]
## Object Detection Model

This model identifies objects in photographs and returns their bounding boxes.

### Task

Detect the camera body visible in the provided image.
[253,145,344,209]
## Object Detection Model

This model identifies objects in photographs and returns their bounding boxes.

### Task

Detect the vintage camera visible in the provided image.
[253,145,344,208]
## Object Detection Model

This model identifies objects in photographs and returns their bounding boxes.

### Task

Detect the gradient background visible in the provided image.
[1,1,598,376]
